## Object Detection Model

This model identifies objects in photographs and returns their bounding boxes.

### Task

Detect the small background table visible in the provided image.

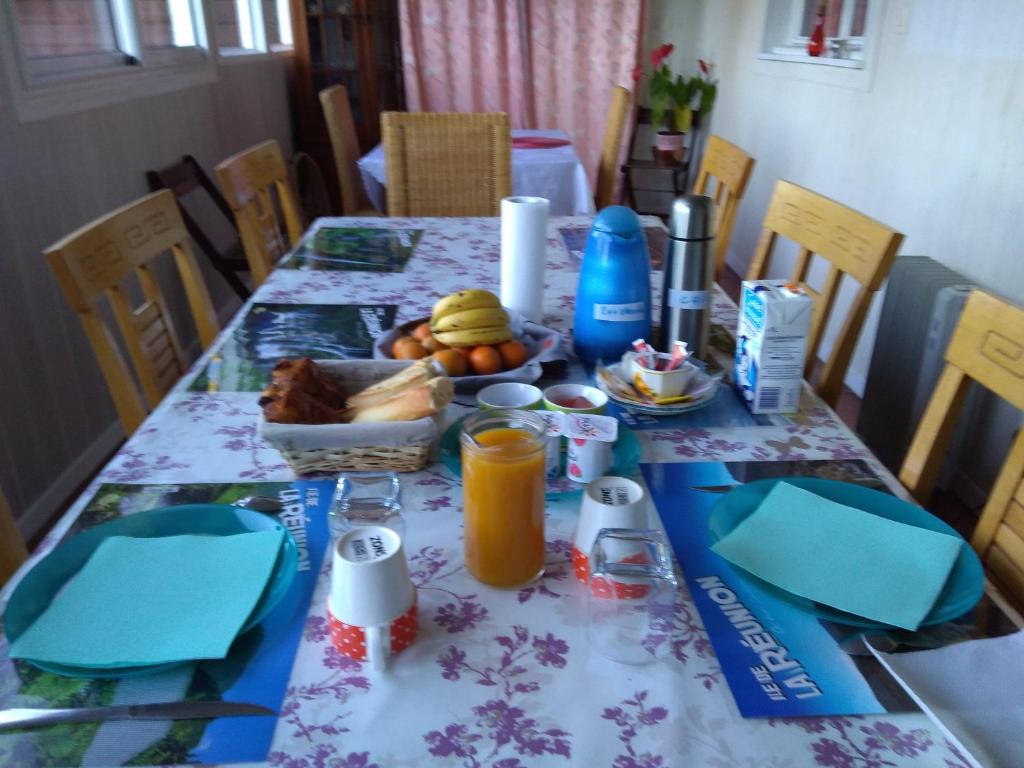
[357,129,595,215]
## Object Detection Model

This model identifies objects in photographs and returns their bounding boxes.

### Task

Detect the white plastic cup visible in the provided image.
[566,437,614,483]
[327,526,417,670]
[572,477,647,584]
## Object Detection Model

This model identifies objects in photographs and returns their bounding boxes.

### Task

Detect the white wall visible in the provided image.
[0,56,293,540]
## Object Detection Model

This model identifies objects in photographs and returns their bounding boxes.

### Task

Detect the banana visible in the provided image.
[431,307,509,333]
[434,325,514,348]
[431,289,501,323]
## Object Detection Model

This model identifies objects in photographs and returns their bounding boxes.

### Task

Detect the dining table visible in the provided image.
[357,129,596,216]
[0,213,1018,768]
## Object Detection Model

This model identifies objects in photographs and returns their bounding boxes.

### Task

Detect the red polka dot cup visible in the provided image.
[327,527,418,670]
[572,477,648,589]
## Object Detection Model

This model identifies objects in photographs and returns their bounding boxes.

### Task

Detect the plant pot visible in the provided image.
[652,131,685,165]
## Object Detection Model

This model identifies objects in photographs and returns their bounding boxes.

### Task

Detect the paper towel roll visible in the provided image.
[501,196,549,323]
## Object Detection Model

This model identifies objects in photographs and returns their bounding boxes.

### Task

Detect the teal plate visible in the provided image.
[3,504,298,678]
[708,478,985,629]
[440,416,641,500]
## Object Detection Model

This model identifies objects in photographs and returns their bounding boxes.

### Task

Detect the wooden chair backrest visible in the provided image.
[216,140,305,287]
[746,180,904,407]
[1,486,27,586]
[693,135,755,278]
[44,190,220,434]
[381,111,511,216]
[899,290,1024,610]
[595,86,631,210]
[320,85,375,215]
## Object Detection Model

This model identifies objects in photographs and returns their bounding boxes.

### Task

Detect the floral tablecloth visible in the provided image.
[1,217,975,768]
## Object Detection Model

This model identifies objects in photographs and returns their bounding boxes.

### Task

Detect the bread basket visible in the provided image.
[258,360,441,474]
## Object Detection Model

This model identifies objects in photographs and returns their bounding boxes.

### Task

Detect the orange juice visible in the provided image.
[462,420,546,588]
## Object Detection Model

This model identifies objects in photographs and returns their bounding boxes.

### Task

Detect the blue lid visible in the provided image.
[592,205,641,236]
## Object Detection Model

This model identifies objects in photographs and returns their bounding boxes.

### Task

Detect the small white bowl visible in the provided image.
[476,383,543,410]
[628,352,697,398]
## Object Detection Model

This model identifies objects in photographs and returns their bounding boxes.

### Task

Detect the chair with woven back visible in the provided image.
[381,111,511,216]
[45,189,220,435]
[1,486,28,586]
[319,85,381,216]
[216,140,305,287]
[595,86,632,210]
[746,180,904,408]
[899,290,1024,611]
[693,135,755,279]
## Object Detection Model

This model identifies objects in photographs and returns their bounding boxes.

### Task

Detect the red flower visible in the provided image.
[650,43,674,70]
[698,58,709,74]
[631,65,641,82]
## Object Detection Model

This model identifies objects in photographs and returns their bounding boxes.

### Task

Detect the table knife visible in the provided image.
[0,700,276,731]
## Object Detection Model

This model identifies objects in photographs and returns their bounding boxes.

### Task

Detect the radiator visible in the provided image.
[857,257,974,478]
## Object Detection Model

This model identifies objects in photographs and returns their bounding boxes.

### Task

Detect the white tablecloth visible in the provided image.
[357,129,595,216]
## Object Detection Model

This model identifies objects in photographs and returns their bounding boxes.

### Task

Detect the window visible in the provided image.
[213,0,293,54]
[760,0,873,69]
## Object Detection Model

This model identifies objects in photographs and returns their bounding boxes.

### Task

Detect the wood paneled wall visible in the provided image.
[0,55,293,541]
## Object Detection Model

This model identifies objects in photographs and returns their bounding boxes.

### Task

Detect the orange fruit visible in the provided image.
[496,339,528,370]
[454,346,473,360]
[421,335,450,353]
[467,345,502,376]
[412,321,433,341]
[393,337,428,360]
[433,349,467,377]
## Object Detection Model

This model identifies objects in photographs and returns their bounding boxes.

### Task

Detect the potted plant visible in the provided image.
[636,46,718,164]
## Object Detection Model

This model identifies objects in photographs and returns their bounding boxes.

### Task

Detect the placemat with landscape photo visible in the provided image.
[284,227,423,272]
[190,303,397,392]
[0,479,335,767]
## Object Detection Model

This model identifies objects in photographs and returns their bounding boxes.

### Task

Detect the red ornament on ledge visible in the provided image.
[808,6,826,57]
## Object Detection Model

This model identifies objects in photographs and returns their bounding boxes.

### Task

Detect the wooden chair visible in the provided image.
[899,290,1024,609]
[693,135,755,279]
[381,111,511,216]
[1,487,28,586]
[595,86,631,210]
[216,140,305,287]
[746,180,904,407]
[319,85,380,216]
[45,189,220,435]
[146,154,252,301]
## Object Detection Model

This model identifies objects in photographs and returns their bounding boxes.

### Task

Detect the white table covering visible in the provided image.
[357,129,596,216]
[0,216,981,767]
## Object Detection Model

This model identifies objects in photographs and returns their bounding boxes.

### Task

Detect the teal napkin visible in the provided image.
[9,530,284,667]
[711,483,962,630]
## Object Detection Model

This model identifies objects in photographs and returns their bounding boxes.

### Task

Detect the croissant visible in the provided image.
[259,383,343,424]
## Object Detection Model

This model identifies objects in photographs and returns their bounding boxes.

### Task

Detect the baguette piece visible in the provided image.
[346,377,454,424]
[345,358,441,410]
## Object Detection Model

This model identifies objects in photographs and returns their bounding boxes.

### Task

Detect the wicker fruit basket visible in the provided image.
[258,360,442,474]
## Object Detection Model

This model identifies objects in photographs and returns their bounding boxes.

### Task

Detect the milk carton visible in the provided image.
[734,281,813,414]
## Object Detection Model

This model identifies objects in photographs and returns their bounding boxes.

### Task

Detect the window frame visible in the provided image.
[759,0,877,72]
[0,0,292,122]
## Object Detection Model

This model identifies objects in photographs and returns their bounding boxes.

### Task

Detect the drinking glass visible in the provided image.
[586,528,677,665]
[461,408,547,588]
[329,471,404,539]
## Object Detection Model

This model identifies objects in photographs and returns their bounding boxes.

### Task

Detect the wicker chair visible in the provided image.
[381,112,511,216]
[595,86,632,210]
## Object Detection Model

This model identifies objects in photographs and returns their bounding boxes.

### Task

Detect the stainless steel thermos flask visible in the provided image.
[660,195,716,357]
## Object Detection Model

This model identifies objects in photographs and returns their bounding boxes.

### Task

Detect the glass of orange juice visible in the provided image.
[461,409,547,588]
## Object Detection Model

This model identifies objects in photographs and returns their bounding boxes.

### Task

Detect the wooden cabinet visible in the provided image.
[290,0,404,210]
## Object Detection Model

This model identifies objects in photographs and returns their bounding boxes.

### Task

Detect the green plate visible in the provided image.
[3,504,298,679]
[708,478,985,629]
[440,416,641,500]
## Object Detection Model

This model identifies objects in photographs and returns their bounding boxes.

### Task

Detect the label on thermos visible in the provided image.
[593,302,646,321]
[668,289,709,310]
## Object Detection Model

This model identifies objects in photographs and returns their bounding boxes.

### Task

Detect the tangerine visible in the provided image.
[421,335,449,353]
[433,349,467,377]
[467,345,502,376]
[393,337,428,359]
[412,321,433,341]
[496,339,528,370]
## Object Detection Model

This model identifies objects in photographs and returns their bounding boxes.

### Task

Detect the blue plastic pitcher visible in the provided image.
[573,206,652,365]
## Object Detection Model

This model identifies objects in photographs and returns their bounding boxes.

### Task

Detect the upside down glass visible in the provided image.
[461,409,547,588]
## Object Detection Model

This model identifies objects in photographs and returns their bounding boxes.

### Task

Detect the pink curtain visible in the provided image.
[399,0,643,190]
